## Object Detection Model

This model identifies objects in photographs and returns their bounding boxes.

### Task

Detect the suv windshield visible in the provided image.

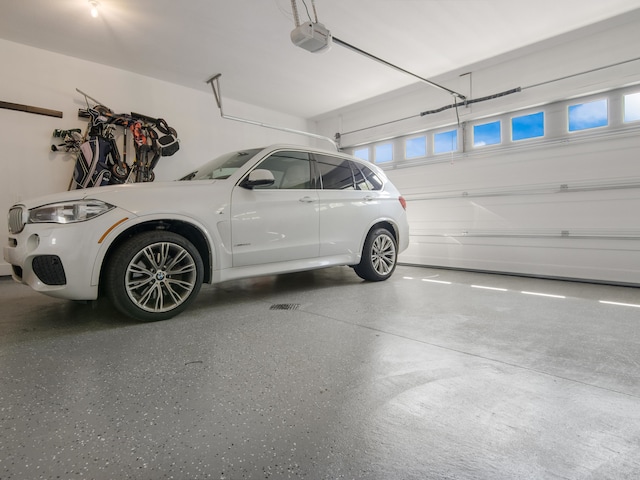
[179,148,263,180]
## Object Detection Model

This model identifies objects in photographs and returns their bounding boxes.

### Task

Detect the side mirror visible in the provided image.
[240,169,275,189]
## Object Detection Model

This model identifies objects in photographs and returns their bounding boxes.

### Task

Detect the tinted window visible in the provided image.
[316,155,355,190]
[351,161,369,190]
[354,163,383,191]
[254,151,312,189]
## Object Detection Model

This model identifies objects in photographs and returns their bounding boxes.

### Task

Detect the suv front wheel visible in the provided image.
[354,227,398,282]
[105,231,204,321]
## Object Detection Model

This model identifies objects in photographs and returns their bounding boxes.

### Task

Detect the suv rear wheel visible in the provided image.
[354,227,397,281]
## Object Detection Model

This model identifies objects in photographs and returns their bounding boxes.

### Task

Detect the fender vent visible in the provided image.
[270,304,300,311]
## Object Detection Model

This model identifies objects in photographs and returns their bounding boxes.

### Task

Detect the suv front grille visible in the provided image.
[8,206,26,234]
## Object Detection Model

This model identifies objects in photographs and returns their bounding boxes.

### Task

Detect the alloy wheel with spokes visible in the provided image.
[106,231,204,321]
[354,227,398,281]
[125,241,197,313]
[370,233,397,277]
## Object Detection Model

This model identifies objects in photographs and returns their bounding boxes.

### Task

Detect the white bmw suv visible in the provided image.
[5,145,409,321]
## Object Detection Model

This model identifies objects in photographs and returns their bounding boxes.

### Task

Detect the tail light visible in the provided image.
[399,196,407,210]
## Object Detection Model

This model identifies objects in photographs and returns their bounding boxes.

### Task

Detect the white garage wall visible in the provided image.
[0,39,312,276]
[314,12,640,285]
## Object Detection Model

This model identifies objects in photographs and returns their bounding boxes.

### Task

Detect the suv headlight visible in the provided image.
[28,200,115,224]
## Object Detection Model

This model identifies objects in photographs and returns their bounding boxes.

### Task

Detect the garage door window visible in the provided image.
[405,136,426,159]
[474,120,501,147]
[568,99,608,131]
[624,92,640,123]
[512,112,544,141]
[374,143,393,164]
[353,147,370,162]
[434,129,458,154]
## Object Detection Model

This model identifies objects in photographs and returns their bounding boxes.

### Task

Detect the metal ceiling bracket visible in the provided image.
[205,73,339,150]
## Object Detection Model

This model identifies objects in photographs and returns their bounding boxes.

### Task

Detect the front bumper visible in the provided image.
[3,212,124,301]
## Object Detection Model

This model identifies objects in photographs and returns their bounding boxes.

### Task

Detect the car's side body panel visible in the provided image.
[317,189,381,257]
[230,186,320,267]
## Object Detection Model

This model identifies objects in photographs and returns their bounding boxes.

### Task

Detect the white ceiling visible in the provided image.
[2,0,640,118]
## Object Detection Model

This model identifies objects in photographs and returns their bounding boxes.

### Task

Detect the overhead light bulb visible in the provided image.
[89,0,99,17]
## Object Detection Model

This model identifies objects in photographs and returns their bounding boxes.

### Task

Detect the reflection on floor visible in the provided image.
[1,265,639,479]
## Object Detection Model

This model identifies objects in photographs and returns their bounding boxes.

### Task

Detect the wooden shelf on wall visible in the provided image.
[0,100,63,118]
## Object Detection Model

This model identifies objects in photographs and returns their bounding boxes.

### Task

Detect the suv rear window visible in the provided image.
[315,154,384,191]
[354,163,383,191]
[315,155,355,190]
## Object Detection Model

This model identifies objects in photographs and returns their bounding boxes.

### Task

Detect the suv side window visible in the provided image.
[351,161,370,190]
[315,154,355,190]
[254,151,313,189]
[352,162,383,191]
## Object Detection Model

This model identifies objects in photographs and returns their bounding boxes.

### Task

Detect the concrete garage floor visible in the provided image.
[0,265,639,480]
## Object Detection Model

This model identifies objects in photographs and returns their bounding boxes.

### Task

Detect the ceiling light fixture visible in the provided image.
[88,0,99,18]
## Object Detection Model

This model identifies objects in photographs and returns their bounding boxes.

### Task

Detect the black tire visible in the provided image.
[105,231,204,321]
[353,228,398,282]
[111,163,129,180]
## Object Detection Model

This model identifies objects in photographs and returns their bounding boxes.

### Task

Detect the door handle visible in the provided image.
[299,196,315,203]
[363,196,375,202]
